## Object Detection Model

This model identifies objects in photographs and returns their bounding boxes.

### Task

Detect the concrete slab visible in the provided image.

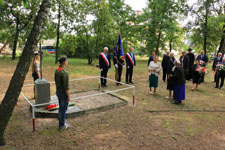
[32,90,128,118]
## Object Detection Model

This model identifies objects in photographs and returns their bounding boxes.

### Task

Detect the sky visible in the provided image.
[124,0,148,11]
[124,0,196,26]
[124,0,196,11]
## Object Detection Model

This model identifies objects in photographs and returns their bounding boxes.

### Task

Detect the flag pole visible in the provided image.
[116,30,121,84]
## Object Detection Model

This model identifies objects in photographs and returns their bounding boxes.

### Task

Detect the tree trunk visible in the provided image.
[0,0,51,146]
[203,2,209,54]
[84,27,92,65]
[218,25,225,55]
[156,31,161,55]
[0,40,8,54]
[12,20,19,60]
[169,39,172,52]
[88,57,93,65]
[55,0,61,64]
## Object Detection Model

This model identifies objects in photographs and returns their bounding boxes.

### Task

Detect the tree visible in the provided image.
[218,4,225,55]
[189,0,221,54]
[108,0,136,51]
[0,0,51,145]
[189,0,225,54]
[1,0,41,60]
[55,0,61,64]
[218,24,225,55]
[138,0,187,55]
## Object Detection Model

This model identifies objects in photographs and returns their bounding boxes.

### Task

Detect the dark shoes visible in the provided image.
[126,81,134,84]
[173,101,182,105]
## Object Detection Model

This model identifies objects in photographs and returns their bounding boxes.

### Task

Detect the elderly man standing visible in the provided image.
[99,47,111,87]
[125,47,136,84]
[162,50,170,82]
[213,52,223,82]
[197,50,208,82]
[216,57,225,89]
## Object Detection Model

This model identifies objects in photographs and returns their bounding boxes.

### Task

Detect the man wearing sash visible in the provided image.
[99,47,111,87]
[125,48,136,84]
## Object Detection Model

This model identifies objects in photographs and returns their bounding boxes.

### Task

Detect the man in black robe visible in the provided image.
[186,48,195,80]
[179,51,189,80]
[162,50,170,82]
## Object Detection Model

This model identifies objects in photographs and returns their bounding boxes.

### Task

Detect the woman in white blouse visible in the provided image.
[148,56,162,94]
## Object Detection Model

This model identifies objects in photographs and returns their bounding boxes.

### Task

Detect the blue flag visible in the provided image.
[115,35,124,58]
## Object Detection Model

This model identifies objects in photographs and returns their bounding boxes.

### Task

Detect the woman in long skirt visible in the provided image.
[171,60,185,104]
[148,56,162,94]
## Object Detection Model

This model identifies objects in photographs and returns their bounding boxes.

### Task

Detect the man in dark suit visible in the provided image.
[212,52,223,82]
[186,48,195,80]
[125,48,136,84]
[197,50,208,82]
[148,51,155,66]
[113,51,125,86]
[197,50,208,67]
[216,57,225,89]
[99,47,111,87]
[162,50,170,82]
[179,51,189,80]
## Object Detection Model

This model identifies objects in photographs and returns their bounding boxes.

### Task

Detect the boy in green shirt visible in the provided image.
[55,55,71,130]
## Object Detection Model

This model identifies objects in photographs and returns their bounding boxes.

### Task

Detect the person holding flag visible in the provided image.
[99,47,111,87]
[125,47,136,84]
[114,35,125,86]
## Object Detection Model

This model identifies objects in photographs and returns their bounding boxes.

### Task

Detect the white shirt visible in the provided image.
[148,61,162,76]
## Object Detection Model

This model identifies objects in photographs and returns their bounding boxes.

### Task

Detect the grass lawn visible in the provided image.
[0,56,225,150]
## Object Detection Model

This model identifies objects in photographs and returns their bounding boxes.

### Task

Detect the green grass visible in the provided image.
[1,56,225,149]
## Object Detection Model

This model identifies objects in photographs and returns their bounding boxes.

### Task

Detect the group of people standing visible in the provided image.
[148,48,225,105]
[99,47,136,86]
[213,52,225,89]
[31,47,225,130]
[148,51,186,104]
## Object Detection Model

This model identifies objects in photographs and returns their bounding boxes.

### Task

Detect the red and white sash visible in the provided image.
[126,53,134,66]
[100,53,109,67]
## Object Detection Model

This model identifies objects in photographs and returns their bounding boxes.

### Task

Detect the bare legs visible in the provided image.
[149,87,157,94]
[166,90,173,99]
[192,83,199,91]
